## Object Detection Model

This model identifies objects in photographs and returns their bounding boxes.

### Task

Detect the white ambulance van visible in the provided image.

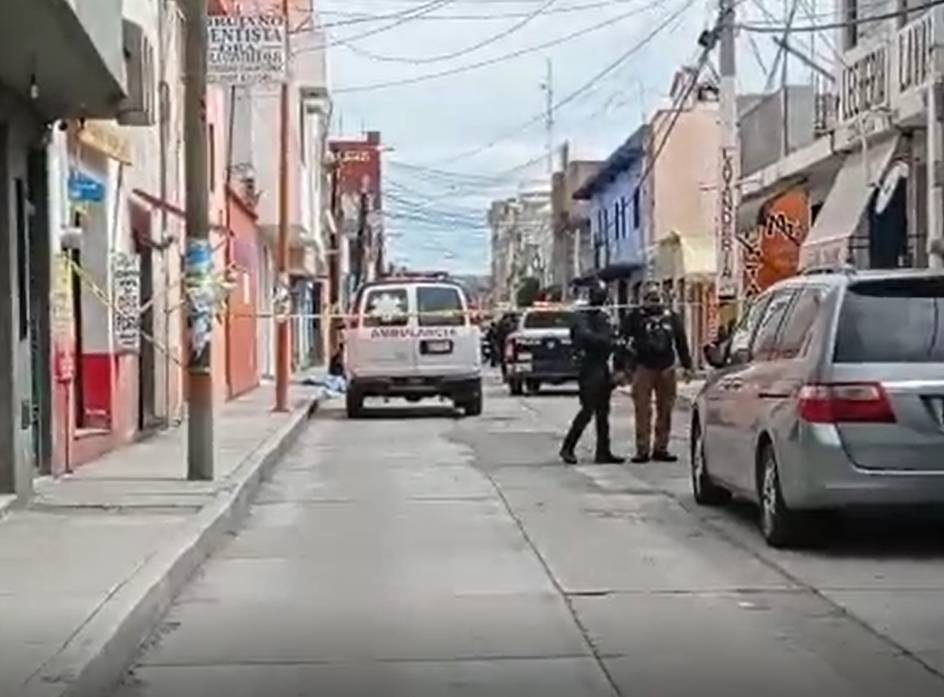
[343,278,483,418]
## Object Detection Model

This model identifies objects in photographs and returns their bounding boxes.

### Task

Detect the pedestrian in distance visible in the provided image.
[621,283,693,463]
[560,280,625,466]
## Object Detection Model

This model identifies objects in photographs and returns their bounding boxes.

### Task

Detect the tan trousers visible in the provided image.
[632,367,677,455]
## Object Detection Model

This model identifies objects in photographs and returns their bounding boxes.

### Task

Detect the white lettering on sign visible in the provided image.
[717,146,738,300]
[208,14,286,85]
[369,327,458,340]
[898,12,934,96]
[341,150,372,163]
[839,44,888,123]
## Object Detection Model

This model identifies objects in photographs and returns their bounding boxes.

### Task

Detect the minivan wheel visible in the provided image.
[509,379,523,396]
[526,379,541,394]
[691,420,730,506]
[759,444,800,548]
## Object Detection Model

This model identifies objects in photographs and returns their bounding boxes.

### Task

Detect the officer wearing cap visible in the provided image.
[560,279,625,465]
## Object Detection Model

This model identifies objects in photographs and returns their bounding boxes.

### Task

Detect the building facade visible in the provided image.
[1,0,339,500]
[573,127,648,311]
[330,131,385,300]
[1,0,128,496]
[487,186,552,305]
[550,149,601,297]
[736,1,944,300]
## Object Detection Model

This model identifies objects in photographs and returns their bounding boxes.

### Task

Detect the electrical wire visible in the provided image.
[328,0,681,90]
[319,0,645,26]
[636,48,711,188]
[419,0,698,164]
[294,0,456,53]
[741,0,944,32]
[329,0,559,63]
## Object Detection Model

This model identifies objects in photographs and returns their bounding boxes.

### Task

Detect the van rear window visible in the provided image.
[418,287,464,327]
[834,277,944,363]
[363,288,409,327]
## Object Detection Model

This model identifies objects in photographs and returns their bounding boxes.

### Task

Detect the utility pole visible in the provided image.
[275,0,291,412]
[542,59,554,177]
[715,0,739,327]
[184,0,213,479]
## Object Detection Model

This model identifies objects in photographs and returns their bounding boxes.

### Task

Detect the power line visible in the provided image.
[637,49,712,188]
[319,0,646,25]
[329,0,679,90]
[294,0,456,52]
[422,0,698,164]
[330,0,558,63]
[740,0,944,32]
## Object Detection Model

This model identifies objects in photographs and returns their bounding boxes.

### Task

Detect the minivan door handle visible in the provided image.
[759,390,790,399]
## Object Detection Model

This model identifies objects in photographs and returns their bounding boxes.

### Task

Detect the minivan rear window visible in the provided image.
[417,286,465,327]
[834,277,944,363]
[523,311,575,329]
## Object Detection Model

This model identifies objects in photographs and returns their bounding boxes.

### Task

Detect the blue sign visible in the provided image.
[68,170,105,203]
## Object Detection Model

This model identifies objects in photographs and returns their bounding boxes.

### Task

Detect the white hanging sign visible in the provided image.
[207,14,287,85]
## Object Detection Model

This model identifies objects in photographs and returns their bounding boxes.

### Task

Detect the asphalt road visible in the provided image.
[114,374,944,696]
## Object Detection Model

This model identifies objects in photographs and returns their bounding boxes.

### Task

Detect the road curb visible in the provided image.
[21,397,320,697]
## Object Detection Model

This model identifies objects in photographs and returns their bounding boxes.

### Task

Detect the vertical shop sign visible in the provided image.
[717,147,738,299]
[112,252,141,352]
[52,254,76,381]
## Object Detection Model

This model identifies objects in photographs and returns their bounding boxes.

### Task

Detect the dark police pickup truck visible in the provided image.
[503,305,579,395]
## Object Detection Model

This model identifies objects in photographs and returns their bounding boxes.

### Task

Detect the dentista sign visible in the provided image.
[208,14,286,85]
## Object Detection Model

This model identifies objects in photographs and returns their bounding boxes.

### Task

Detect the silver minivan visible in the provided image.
[692,268,944,547]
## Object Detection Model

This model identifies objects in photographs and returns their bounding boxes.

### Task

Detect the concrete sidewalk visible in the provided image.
[0,383,321,697]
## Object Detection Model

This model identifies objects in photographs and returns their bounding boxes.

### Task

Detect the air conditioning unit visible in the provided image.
[119,20,156,127]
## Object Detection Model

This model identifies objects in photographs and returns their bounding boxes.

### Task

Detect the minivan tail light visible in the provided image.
[798,383,896,424]
[505,339,516,360]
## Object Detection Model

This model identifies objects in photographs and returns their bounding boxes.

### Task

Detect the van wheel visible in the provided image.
[758,444,801,548]
[509,379,523,396]
[346,389,364,419]
[691,419,730,506]
[463,392,483,417]
[526,379,541,394]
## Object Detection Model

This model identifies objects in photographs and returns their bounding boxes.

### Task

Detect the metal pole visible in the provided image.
[716,0,740,323]
[275,0,291,411]
[184,0,213,479]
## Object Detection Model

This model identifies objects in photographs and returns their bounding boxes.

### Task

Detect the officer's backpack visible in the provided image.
[638,310,674,359]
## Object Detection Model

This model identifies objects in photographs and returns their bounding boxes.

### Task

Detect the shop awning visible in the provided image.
[800,136,900,269]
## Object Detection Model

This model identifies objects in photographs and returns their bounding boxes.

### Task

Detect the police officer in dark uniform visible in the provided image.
[560,280,625,465]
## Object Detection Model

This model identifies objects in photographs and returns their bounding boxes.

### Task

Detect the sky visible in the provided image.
[319,0,827,274]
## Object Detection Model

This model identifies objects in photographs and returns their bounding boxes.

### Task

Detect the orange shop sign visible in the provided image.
[741,188,810,296]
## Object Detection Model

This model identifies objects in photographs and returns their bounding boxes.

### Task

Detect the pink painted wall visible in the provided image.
[650,103,720,247]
